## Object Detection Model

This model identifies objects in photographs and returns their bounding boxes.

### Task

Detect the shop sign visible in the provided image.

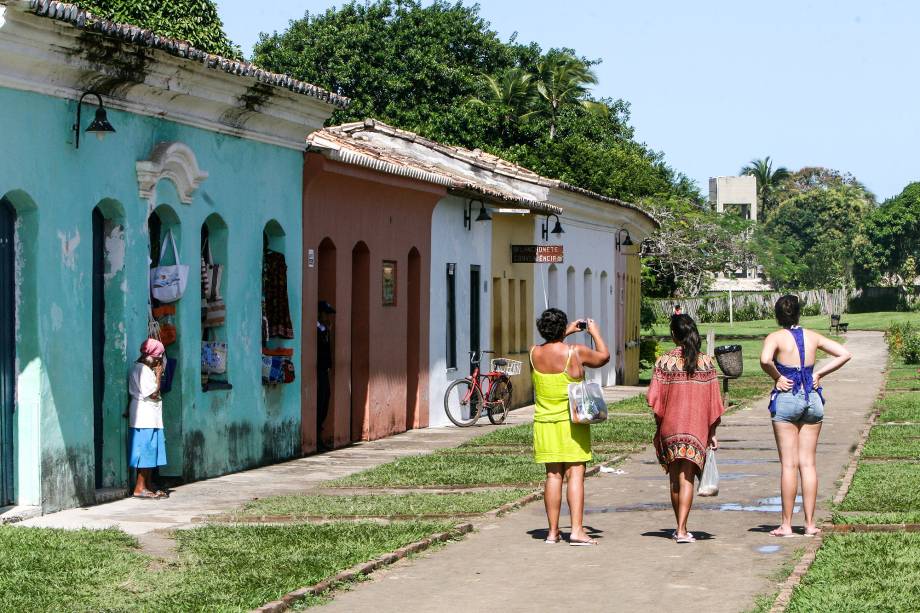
[511,244,564,264]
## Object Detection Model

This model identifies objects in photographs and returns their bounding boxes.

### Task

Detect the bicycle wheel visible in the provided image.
[487,376,512,424]
[444,378,483,427]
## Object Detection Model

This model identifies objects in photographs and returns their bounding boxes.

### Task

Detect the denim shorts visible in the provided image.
[771,390,824,424]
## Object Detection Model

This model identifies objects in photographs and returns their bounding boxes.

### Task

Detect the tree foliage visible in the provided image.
[79,0,240,58]
[253,0,695,203]
[855,182,920,286]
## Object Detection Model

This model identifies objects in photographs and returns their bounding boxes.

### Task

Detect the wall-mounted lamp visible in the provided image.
[541,213,564,241]
[616,228,634,251]
[463,199,491,230]
[73,92,116,149]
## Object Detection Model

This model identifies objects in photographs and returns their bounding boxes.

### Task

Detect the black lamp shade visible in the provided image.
[86,107,116,139]
[475,203,491,222]
[621,230,633,246]
[551,219,564,235]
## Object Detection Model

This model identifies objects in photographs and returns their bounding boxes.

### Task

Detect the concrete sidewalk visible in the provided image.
[19,385,647,535]
[318,332,885,613]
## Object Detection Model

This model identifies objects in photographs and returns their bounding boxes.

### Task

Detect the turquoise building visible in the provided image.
[0,1,343,512]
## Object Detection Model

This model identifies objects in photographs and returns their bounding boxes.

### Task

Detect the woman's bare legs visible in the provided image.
[772,421,800,536]
[798,423,822,534]
[668,460,696,537]
[133,468,152,496]
[565,462,593,542]
[544,463,564,541]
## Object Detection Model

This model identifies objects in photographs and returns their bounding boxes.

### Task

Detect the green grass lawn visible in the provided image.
[838,462,920,512]
[861,425,920,459]
[832,510,920,525]
[0,522,455,612]
[878,393,920,422]
[887,378,920,391]
[786,533,920,613]
[229,490,533,519]
[606,395,651,413]
[651,311,919,337]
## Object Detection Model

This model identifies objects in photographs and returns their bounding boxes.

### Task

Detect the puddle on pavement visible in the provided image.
[757,545,781,553]
[585,496,801,514]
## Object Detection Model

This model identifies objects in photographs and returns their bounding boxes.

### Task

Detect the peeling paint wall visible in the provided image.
[0,86,304,512]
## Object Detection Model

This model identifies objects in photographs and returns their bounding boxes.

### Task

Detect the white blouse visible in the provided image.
[128,362,163,429]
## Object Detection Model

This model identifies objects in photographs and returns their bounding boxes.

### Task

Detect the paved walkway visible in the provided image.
[319,332,885,613]
[19,386,647,535]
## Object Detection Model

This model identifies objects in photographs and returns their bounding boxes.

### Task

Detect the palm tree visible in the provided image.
[740,157,790,222]
[533,53,608,140]
[477,68,538,136]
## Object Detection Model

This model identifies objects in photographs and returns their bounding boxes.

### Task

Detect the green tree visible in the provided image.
[475,67,537,138]
[740,157,790,222]
[855,182,920,286]
[532,52,608,140]
[79,0,240,58]
[764,184,871,288]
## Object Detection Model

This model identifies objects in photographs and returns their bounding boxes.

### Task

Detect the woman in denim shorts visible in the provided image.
[760,296,851,537]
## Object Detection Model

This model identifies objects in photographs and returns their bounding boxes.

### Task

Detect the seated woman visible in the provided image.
[760,295,851,537]
[530,308,609,546]
[648,314,724,543]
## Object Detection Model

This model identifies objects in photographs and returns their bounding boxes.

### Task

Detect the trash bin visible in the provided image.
[714,344,743,379]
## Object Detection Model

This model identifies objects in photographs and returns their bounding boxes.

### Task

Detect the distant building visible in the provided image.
[709,175,758,222]
[709,175,771,291]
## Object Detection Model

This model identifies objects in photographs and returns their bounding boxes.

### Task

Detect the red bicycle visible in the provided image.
[443,350,520,427]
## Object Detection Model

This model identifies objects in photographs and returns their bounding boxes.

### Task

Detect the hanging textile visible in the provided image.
[262,250,294,339]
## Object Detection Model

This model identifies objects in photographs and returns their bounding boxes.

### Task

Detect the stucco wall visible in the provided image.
[301,154,443,450]
[532,219,617,386]
[0,87,303,511]
[427,195,492,427]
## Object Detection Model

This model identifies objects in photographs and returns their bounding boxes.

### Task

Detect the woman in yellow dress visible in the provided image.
[530,308,610,545]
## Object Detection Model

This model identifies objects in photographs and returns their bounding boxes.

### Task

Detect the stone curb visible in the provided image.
[251,523,474,613]
[768,367,888,613]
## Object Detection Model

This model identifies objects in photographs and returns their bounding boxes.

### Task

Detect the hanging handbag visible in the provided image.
[152,304,177,346]
[201,328,228,375]
[150,229,189,303]
[261,347,296,384]
[201,238,226,328]
[566,349,608,424]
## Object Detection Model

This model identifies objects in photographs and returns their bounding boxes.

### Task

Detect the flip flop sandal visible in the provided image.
[544,536,561,544]
[568,538,598,546]
[672,531,694,540]
[803,529,822,537]
[132,490,160,500]
[675,534,696,544]
[153,490,169,499]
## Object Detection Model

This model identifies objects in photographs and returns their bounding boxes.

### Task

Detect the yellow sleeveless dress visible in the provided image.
[530,347,592,463]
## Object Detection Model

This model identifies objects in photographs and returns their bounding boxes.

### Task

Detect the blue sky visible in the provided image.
[218,0,920,201]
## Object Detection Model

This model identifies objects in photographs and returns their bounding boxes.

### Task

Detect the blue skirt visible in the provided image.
[129,428,167,469]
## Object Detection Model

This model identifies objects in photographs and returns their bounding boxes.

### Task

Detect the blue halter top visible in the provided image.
[768,327,826,414]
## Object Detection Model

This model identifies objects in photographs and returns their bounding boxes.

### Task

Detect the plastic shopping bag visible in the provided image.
[697,448,719,497]
[567,380,608,424]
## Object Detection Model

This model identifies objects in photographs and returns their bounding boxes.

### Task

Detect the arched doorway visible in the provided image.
[547,264,558,309]
[350,242,370,442]
[406,248,421,430]
[149,205,184,478]
[92,200,126,489]
[0,198,15,505]
[566,266,576,319]
[316,238,337,448]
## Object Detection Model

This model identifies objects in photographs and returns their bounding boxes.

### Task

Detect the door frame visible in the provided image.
[0,198,16,505]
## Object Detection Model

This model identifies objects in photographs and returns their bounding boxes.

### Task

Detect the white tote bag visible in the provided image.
[150,229,189,303]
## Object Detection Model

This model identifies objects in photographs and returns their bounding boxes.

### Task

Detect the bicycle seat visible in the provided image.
[492,359,508,366]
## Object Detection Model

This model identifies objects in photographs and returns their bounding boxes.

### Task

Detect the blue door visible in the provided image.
[0,198,15,505]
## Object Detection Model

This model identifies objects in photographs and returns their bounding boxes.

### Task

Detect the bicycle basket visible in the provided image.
[490,358,522,376]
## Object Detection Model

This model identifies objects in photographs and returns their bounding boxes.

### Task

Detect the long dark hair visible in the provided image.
[670,314,702,375]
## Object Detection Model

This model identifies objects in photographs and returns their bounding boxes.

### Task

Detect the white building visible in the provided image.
[709,175,758,221]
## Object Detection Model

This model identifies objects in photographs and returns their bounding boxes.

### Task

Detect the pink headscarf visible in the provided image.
[140,338,165,358]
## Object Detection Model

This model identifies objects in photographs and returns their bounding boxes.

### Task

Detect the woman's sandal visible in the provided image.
[769,528,800,538]
[672,531,694,541]
[568,537,598,546]
[132,490,162,500]
[803,527,822,537]
[674,534,696,544]
[544,535,561,544]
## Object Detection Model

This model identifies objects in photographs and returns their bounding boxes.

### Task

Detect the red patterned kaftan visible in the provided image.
[647,348,725,472]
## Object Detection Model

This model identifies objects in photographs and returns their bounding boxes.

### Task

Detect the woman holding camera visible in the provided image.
[530,308,609,546]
